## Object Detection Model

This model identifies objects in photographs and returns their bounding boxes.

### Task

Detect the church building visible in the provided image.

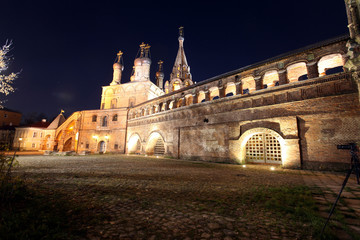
[13,0,360,170]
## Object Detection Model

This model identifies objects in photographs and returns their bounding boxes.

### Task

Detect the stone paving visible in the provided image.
[301,170,360,239]
[13,154,360,239]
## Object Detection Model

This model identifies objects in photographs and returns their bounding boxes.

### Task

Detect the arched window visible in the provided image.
[318,53,344,76]
[209,87,219,100]
[225,83,236,96]
[263,70,279,88]
[102,116,108,127]
[198,91,205,103]
[112,114,118,121]
[287,62,308,83]
[172,80,181,91]
[92,115,97,122]
[242,76,256,93]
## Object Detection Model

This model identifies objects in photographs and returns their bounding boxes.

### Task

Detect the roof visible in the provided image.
[26,121,50,128]
[47,114,66,129]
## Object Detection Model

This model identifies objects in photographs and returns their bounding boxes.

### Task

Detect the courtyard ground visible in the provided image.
[6,154,360,239]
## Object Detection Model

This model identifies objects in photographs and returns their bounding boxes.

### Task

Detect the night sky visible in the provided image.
[1,1,349,121]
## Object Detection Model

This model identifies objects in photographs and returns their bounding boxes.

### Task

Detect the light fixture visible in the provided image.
[19,138,22,141]
[105,135,109,140]
[270,166,275,171]
[242,165,246,168]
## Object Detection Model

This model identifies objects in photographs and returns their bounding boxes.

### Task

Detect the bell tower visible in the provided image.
[110,51,124,85]
[164,27,193,93]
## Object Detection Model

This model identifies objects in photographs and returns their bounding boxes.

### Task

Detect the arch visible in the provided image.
[209,87,219,100]
[172,80,181,91]
[177,98,183,108]
[98,141,106,153]
[92,115,97,122]
[116,87,125,96]
[183,79,193,87]
[128,133,142,154]
[318,53,344,76]
[110,98,117,109]
[185,94,193,106]
[225,82,236,96]
[238,128,285,165]
[169,100,175,110]
[136,83,146,91]
[145,132,165,155]
[124,85,136,93]
[104,88,114,95]
[161,103,166,111]
[242,76,256,93]
[63,137,73,152]
[286,62,308,83]
[263,70,279,88]
[164,81,170,94]
[141,108,145,116]
[198,91,206,103]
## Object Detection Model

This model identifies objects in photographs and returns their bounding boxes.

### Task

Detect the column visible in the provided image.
[255,76,262,90]
[306,61,319,79]
[235,82,242,95]
[219,86,226,98]
[205,91,210,101]
[278,69,288,85]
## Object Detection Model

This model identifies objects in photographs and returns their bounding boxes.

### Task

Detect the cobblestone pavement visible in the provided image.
[13,155,360,239]
[301,170,360,239]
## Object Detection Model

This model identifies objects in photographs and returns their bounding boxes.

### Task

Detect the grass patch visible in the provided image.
[246,185,336,239]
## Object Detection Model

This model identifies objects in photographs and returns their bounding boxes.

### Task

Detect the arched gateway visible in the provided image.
[237,128,285,165]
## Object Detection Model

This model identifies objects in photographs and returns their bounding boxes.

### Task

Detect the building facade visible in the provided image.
[13,1,360,169]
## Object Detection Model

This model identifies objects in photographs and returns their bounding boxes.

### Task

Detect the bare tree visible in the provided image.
[0,40,18,107]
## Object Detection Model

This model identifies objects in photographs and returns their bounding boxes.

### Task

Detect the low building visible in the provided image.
[13,114,65,151]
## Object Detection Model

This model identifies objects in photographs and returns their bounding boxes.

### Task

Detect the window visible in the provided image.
[32,143,36,148]
[4,114,7,118]
[92,115,97,122]
[263,84,268,89]
[111,98,117,109]
[40,133,43,138]
[226,92,234,97]
[102,116,108,127]
[212,96,220,100]
[101,103,105,109]
[86,143,89,149]
[275,81,280,86]
[33,132,37,138]
[112,114,118,121]
[243,88,249,94]
[114,144,118,149]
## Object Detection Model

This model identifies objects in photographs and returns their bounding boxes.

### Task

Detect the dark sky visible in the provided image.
[1,1,349,120]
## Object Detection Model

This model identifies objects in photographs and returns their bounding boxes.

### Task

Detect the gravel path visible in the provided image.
[14,155,315,239]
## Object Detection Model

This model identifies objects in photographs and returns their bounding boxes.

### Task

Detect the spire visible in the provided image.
[170,26,192,81]
[156,60,164,90]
